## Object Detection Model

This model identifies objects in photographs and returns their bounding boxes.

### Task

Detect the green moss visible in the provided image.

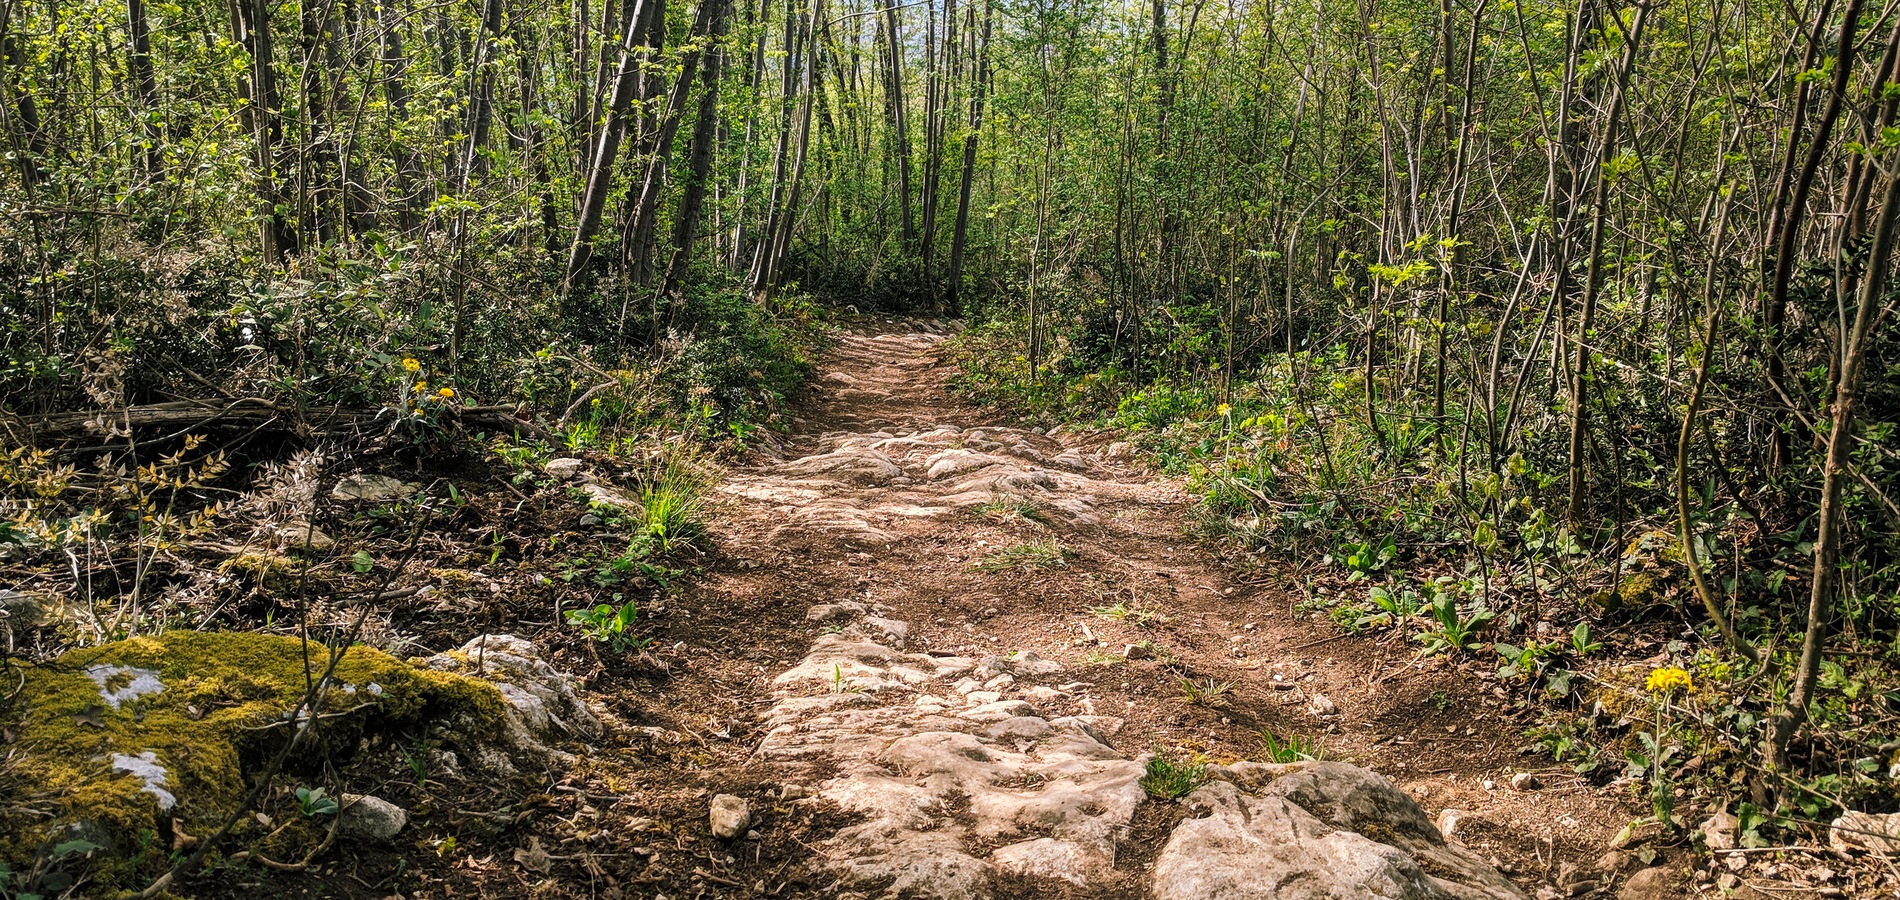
[2,631,509,886]
[1618,574,1659,607]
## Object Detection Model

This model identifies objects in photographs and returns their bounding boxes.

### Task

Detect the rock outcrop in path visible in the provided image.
[755,601,1525,900]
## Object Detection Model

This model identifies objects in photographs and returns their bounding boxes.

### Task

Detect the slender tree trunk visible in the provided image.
[1763,0,1864,470]
[945,0,990,315]
[1566,0,1647,523]
[663,0,732,297]
[566,0,653,289]
[233,0,295,262]
[1768,166,1900,771]
[126,0,159,178]
[375,0,422,231]
[882,0,913,249]
[624,0,725,286]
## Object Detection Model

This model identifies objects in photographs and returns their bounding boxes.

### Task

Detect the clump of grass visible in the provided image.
[1080,649,1124,668]
[974,493,1052,525]
[1089,600,1158,627]
[1140,751,1211,800]
[1177,676,1232,706]
[636,448,715,554]
[1258,729,1324,763]
[976,539,1068,572]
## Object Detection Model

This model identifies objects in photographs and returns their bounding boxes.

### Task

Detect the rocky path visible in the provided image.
[663,322,1631,899]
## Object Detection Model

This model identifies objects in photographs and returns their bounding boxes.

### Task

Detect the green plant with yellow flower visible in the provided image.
[1624,664,1700,835]
[380,357,463,439]
[1644,666,1694,697]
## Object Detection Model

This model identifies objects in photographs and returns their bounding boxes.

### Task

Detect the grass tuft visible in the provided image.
[975,539,1069,572]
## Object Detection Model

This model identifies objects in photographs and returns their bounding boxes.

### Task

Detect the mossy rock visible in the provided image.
[2,631,509,887]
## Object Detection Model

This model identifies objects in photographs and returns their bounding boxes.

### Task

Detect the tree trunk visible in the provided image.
[565,0,654,289]
[126,0,160,178]
[622,0,726,287]
[232,0,295,262]
[663,0,733,298]
[1767,167,1900,771]
[945,0,990,315]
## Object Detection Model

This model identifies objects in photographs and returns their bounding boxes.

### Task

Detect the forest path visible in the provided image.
[652,320,1629,898]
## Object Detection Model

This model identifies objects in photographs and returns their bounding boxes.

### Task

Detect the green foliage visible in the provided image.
[565,599,650,653]
[294,786,338,818]
[636,453,714,555]
[1258,730,1324,763]
[1413,589,1495,656]
[1139,752,1211,800]
[1176,677,1232,706]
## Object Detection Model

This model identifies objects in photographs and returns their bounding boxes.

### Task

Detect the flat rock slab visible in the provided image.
[758,607,1527,899]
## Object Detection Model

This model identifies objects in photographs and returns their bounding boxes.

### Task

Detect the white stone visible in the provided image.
[1153,763,1526,900]
[1831,810,1900,856]
[543,457,585,479]
[339,793,407,841]
[710,794,751,840]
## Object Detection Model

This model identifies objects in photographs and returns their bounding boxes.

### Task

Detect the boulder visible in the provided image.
[417,634,602,762]
[1153,762,1526,900]
[4,632,510,889]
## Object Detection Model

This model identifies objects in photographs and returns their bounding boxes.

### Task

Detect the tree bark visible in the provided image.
[663,0,733,298]
[565,0,654,290]
[944,0,990,314]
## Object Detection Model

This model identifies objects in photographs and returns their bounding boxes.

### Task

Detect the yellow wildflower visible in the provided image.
[1645,666,1694,696]
[1217,403,1233,417]
[414,381,428,392]
[437,387,455,399]
[402,358,421,372]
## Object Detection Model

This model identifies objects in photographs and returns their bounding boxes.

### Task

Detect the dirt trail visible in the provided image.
[633,321,1633,898]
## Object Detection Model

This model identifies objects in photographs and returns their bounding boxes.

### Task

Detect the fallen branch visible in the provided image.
[19,399,550,443]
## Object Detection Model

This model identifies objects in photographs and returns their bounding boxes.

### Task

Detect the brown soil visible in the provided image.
[193,319,1653,899]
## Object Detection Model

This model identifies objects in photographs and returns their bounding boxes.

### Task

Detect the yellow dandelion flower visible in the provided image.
[1217,403,1233,417]
[1645,666,1694,696]
[437,387,455,399]
[414,381,428,392]
[402,358,421,372]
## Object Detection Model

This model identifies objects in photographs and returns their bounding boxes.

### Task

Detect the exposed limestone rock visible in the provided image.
[1153,761,1527,900]
[806,601,869,623]
[717,401,1120,548]
[330,474,417,502]
[759,607,1523,900]
[417,634,602,762]
[542,457,585,479]
[1831,809,1900,856]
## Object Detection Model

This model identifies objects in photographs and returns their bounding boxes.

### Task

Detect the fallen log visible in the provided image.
[14,398,551,443]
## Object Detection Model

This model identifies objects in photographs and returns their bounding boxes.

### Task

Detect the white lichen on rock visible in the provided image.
[84,664,166,709]
[109,751,176,811]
